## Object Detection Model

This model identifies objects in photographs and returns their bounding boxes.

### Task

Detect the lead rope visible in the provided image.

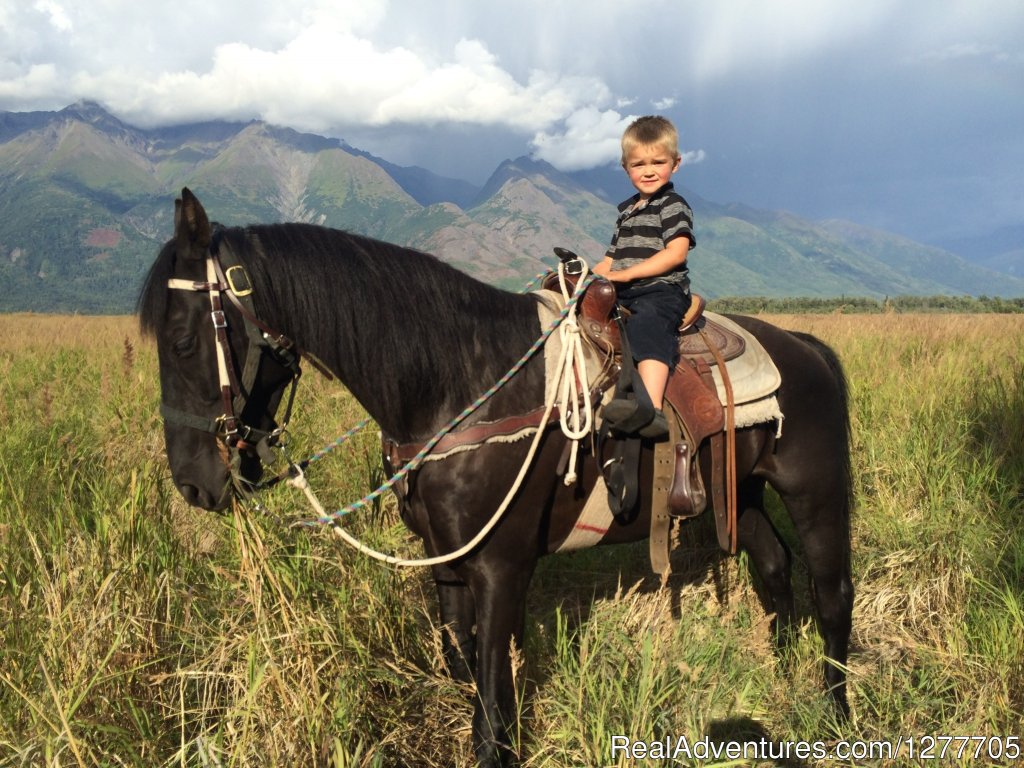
[555,265,593,484]
[290,261,595,567]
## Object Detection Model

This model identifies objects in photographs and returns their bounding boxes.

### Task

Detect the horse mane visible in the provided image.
[139,222,544,440]
[137,240,178,339]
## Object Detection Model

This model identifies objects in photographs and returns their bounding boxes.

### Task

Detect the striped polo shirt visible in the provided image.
[607,182,695,290]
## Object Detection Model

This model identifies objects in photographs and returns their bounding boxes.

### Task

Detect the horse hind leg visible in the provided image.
[736,478,797,645]
[778,487,854,719]
[809,544,854,720]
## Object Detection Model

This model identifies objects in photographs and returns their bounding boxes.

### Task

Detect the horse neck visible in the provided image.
[245,227,543,441]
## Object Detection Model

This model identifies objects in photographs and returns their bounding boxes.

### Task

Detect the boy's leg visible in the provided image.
[637,359,670,410]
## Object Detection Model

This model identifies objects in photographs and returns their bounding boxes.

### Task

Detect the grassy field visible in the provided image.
[0,312,1021,767]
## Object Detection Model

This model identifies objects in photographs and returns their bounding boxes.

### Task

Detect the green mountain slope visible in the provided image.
[1,102,1021,313]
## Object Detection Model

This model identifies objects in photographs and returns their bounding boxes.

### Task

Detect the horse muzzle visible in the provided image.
[177,479,234,512]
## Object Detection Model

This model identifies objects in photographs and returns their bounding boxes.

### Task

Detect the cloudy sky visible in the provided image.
[1,0,1021,245]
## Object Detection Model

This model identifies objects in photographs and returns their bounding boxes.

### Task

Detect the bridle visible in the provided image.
[162,226,330,483]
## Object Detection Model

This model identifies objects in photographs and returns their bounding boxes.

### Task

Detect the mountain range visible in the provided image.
[1,101,1021,313]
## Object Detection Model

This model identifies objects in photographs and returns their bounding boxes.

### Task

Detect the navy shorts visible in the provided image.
[616,282,691,367]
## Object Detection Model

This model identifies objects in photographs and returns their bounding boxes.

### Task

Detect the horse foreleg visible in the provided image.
[433,564,477,683]
[467,561,534,768]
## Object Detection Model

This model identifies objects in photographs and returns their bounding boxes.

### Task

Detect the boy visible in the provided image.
[593,115,695,438]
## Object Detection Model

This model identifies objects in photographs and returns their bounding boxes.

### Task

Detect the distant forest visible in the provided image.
[708,295,1024,314]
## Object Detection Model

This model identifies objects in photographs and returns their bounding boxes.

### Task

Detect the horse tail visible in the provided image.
[790,331,854,513]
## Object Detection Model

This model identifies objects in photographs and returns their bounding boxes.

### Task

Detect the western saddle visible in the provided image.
[543,252,743,562]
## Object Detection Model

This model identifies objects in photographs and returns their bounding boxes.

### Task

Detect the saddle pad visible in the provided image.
[554,477,613,552]
[702,312,781,407]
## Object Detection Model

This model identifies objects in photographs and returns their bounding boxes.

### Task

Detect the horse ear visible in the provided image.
[175,187,212,260]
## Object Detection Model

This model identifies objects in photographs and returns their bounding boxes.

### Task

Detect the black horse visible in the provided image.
[139,189,853,767]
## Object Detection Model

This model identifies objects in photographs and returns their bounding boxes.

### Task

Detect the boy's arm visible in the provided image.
[603,237,689,283]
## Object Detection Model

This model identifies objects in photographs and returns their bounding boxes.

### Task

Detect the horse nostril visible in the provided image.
[179,483,205,508]
[178,482,231,512]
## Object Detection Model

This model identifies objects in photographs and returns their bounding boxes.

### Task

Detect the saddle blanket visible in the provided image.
[699,311,784,432]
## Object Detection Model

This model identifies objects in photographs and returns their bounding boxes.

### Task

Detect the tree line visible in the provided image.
[708,295,1024,314]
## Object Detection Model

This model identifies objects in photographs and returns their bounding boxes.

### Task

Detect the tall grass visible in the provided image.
[0,313,1021,767]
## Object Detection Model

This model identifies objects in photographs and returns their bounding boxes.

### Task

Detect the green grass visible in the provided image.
[1,313,1022,767]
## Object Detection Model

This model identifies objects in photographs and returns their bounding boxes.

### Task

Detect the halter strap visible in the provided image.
[162,231,311,459]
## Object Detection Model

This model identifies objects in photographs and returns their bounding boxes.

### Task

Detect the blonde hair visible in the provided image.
[620,115,680,164]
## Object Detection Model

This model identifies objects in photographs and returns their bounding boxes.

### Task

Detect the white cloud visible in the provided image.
[681,149,705,166]
[530,107,634,170]
[32,0,72,32]
[925,43,1001,61]
[371,40,610,130]
[531,107,707,173]
[0,0,617,140]
[0,63,60,100]
[911,42,1021,65]
[96,33,612,135]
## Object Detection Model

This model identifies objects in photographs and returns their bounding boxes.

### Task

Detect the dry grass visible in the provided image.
[1,313,1022,767]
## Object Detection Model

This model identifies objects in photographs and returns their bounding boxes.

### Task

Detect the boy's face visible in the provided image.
[622,143,681,199]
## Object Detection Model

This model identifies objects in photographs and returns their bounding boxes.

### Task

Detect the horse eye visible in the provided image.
[172,335,197,357]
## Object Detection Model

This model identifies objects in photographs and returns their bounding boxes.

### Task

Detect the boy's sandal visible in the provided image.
[634,409,667,438]
[602,399,669,439]
[601,398,639,424]
[637,409,669,439]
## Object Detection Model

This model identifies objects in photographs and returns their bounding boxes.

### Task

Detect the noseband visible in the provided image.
[163,227,326,479]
